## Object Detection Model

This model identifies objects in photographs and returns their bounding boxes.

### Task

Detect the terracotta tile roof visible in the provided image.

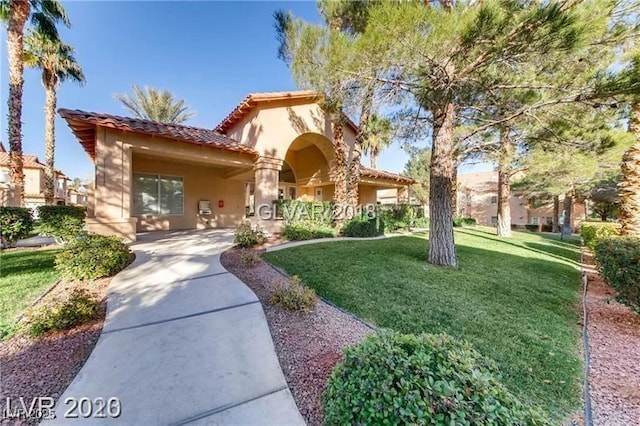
[360,166,415,184]
[0,152,45,169]
[214,91,359,134]
[58,109,258,161]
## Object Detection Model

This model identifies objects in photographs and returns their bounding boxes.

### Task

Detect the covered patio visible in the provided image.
[60,91,414,241]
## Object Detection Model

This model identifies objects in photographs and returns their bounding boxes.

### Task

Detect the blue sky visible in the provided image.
[1,1,491,181]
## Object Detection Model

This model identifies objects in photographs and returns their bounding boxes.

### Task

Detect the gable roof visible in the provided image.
[0,152,45,169]
[214,90,359,134]
[59,109,258,161]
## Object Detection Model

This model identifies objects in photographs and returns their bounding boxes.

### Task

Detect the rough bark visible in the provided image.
[451,163,458,217]
[347,89,373,209]
[44,79,57,205]
[552,194,560,233]
[428,101,457,267]
[619,103,640,236]
[496,128,512,237]
[331,112,348,224]
[563,192,573,234]
[6,0,30,206]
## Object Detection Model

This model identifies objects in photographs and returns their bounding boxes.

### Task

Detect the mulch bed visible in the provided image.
[221,247,374,426]
[583,251,640,425]
[0,252,132,426]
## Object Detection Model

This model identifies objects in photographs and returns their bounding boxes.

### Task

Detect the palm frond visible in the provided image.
[114,85,196,124]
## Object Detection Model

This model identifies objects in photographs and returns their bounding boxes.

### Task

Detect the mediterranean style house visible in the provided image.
[0,143,71,208]
[457,170,586,230]
[60,91,414,241]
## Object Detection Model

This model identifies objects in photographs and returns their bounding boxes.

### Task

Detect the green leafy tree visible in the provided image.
[274,9,354,220]
[404,147,431,207]
[350,1,636,265]
[114,85,195,124]
[25,30,85,205]
[363,114,393,169]
[1,0,69,206]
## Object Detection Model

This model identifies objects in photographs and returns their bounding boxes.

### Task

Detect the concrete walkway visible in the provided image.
[51,229,304,425]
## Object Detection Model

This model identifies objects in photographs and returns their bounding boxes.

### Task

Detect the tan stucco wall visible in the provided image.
[24,168,42,196]
[132,156,246,231]
[89,128,254,240]
[224,99,357,164]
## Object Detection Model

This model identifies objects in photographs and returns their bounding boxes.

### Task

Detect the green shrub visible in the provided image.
[240,250,261,267]
[283,221,336,241]
[0,207,34,247]
[378,204,424,231]
[453,216,478,227]
[524,224,540,232]
[595,236,640,310]
[413,216,430,228]
[55,234,130,281]
[342,216,385,237]
[323,331,551,426]
[270,275,317,313]
[580,221,621,250]
[25,289,100,337]
[234,222,265,248]
[36,205,86,243]
[276,200,334,226]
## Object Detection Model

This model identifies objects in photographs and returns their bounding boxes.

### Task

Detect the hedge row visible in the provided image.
[342,216,385,237]
[0,207,34,247]
[594,236,640,310]
[580,221,620,250]
[283,221,336,241]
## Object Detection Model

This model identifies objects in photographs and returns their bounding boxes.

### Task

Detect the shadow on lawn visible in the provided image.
[452,228,580,267]
[0,249,59,277]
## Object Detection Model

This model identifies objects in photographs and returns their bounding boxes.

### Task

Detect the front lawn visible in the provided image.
[264,227,582,419]
[0,248,60,338]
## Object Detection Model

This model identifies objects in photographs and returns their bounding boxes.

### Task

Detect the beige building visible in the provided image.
[60,91,414,241]
[457,170,586,230]
[0,145,70,208]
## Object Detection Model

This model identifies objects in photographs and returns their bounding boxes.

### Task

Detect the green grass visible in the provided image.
[0,248,60,339]
[264,227,583,419]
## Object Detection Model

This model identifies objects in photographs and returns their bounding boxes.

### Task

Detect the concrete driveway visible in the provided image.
[51,229,304,425]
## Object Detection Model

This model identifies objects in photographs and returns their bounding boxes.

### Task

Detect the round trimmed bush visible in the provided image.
[323,332,550,425]
[55,234,130,281]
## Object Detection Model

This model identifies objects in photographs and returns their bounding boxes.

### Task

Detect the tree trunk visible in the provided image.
[369,153,376,169]
[552,194,560,233]
[44,81,57,205]
[563,192,573,234]
[6,0,30,206]
[619,102,640,236]
[496,128,512,237]
[428,101,457,267]
[348,88,373,209]
[451,163,458,217]
[331,112,348,225]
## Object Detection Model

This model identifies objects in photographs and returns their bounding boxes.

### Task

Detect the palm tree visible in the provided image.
[362,114,393,169]
[1,0,69,206]
[619,101,640,236]
[24,30,84,204]
[115,85,196,124]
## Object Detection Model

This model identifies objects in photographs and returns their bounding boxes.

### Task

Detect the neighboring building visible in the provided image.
[457,170,586,230]
[60,91,415,241]
[0,144,70,208]
[68,186,89,206]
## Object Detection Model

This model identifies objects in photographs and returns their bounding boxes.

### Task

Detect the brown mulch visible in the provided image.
[0,276,112,426]
[583,251,640,426]
[221,247,374,426]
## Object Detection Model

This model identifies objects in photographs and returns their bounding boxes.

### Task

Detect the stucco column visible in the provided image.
[87,130,137,241]
[253,156,283,230]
